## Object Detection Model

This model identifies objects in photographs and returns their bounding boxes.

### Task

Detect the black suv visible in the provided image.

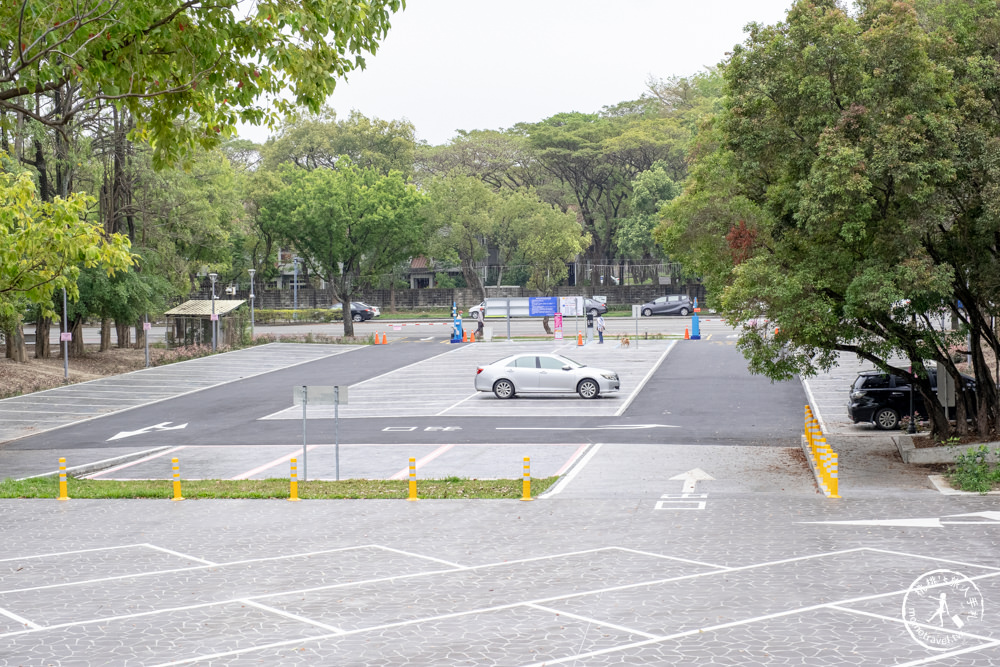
[847,367,975,430]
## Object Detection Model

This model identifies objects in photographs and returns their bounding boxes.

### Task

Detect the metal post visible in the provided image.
[506,298,511,341]
[144,314,150,368]
[208,272,217,352]
[301,385,307,481]
[62,288,68,379]
[908,365,916,434]
[248,268,256,339]
[293,257,300,320]
[334,385,340,481]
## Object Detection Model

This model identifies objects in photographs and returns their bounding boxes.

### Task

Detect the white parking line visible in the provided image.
[230,445,321,480]
[389,443,456,479]
[538,443,602,498]
[81,446,187,479]
[0,605,40,630]
[614,341,676,416]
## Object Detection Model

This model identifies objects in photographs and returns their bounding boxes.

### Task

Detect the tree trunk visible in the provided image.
[69,319,86,357]
[542,315,552,335]
[7,324,27,362]
[115,321,131,348]
[134,318,146,350]
[35,315,51,359]
[100,318,112,351]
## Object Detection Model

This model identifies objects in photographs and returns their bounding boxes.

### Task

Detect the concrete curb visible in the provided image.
[893,435,1000,464]
[16,446,172,481]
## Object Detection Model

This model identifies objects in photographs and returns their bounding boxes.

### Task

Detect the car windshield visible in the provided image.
[554,355,585,368]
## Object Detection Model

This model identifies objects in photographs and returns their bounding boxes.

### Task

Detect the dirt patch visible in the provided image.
[0,347,161,399]
[912,433,999,449]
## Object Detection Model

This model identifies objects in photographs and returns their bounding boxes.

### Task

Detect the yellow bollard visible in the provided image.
[58,457,69,501]
[828,452,841,498]
[407,457,418,501]
[171,457,184,501]
[521,457,533,501]
[289,458,301,502]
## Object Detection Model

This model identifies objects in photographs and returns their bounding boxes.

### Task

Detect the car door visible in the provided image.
[537,355,575,392]
[505,355,540,392]
[650,296,668,314]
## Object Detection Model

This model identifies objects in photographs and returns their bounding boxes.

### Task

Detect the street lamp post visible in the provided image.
[292,257,301,320]
[908,313,917,434]
[248,268,256,339]
[208,272,218,351]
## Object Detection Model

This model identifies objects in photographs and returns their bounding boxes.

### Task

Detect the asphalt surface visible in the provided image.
[2,324,999,665]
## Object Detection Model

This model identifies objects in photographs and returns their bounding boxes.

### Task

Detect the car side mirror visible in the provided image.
[562,365,572,371]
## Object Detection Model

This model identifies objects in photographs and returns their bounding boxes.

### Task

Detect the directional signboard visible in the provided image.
[528,297,559,317]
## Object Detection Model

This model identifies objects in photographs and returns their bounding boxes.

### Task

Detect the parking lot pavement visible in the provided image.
[0,344,361,445]
[261,340,675,421]
[80,442,591,482]
[1,492,998,665]
[802,353,901,435]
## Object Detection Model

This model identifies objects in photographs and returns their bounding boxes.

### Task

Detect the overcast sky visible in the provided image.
[238,0,795,147]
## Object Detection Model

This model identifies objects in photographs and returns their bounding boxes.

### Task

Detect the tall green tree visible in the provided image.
[0,170,133,360]
[264,162,427,336]
[658,0,1000,438]
[262,109,416,178]
[0,0,405,167]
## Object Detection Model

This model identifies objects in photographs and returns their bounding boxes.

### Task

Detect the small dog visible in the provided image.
[620,335,631,349]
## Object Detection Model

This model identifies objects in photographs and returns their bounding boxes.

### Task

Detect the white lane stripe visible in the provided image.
[372,545,468,569]
[526,603,658,639]
[827,605,996,643]
[389,443,456,480]
[861,547,1000,571]
[0,605,41,630]
[537,443,602,498]
[240,599,345,634]
[433,392,481,416]
[552,443,588,476]
[81,446,187,479]
[141,544,217,566]
[614,340,676,416]
[230,445,321,480]
[611,547,730,571]
[0,545,376,596]
[0,544,146,563]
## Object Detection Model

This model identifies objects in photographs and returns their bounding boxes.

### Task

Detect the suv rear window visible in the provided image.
[861,374,890,389]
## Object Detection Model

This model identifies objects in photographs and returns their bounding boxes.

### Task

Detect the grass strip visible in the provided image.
[0,476,558,500]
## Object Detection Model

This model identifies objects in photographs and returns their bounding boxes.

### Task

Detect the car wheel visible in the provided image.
[874,408,899,430]
[589,308,599,317]
[577,379,600,399]
[679,307,689,317]
[642,308,653,317]
[493,379,515,399]
[352,314,363,322]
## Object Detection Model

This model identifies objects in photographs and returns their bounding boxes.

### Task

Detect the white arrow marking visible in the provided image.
[421,337,434,341]
[107,422,188,442]
[669,468,715,493]
[497,424,678,431]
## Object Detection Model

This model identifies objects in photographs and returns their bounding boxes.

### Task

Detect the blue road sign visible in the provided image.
[528,297,559,317]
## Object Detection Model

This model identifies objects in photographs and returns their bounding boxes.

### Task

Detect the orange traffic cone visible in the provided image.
[470,332,476,343]
[463,329,468,343]
[382,333,387,345]
[577,332,583,346]
[374,333,380,345]
[684,328,690,340]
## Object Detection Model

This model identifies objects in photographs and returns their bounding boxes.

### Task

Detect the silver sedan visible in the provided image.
[474,353,620,399]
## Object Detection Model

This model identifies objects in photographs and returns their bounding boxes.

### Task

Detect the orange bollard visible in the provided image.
[685,328,690,340]
[382,333,387,345]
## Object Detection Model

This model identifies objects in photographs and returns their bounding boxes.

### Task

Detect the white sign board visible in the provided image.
[293,386,348,405]
[560,296,585,316]
[632,305,642,318]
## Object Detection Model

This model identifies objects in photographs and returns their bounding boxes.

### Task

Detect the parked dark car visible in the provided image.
[584,298,607,317]
[329,302,375,322]
[847,367,976,430]
[640,295,693,317]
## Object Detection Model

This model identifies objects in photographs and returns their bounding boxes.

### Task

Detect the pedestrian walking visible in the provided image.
[474,305,484,337]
